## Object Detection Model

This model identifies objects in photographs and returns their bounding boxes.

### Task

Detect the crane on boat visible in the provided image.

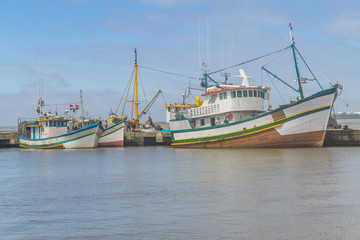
[110,49,165,130]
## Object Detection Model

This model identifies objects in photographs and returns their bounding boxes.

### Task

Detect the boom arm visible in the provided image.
[262,66,299,93]
[137,89,162,120]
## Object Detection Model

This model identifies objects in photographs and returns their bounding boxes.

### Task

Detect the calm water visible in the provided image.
[1,147,360,239]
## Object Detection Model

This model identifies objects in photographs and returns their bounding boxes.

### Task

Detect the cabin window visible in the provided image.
[211,117,215,126]
[200,119,205,126]
[46,122,48,127]
[261,91,264,99]
[243,90,248,97]
[237,90,242,97]
[254,90,257,97]
[249,90,253,97]
[219,93,223,100]
[223,92,227,99]
[49,121,53,127]
[231,91,236,98]
[210,94,217,103]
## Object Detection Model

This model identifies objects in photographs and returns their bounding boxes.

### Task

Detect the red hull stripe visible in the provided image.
[98,141,124,147]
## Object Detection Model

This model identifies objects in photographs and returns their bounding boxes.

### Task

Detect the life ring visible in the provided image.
[41,126,44,132]
[228,113,233,121]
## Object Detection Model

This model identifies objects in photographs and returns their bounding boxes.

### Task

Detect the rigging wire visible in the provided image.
[320,75,336,87]
[262,50,289,67]
[318,75,359,111]
[208,45,292,75]
[137,70,148,104]
[44,102,80,106]
[187,78,192,104]
[115,72,133,115]
[137,69,152,116]
[337,96,360,112]
[266,72,286,104]
[161,91,168,105]
[139,65,197,80]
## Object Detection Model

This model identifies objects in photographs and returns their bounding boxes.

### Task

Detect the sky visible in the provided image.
[1,0,360,125]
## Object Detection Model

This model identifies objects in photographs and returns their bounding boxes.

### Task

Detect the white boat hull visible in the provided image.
[19,123,103,149]
[98,121,125,147]
[170,87,338,148]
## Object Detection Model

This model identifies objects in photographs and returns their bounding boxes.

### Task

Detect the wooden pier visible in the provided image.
[125,131,172,146]
[323,129,360,147]
[0,132,19,147]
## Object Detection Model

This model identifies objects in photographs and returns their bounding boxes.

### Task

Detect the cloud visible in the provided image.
[324,11,360,39]
[1,75,170,125]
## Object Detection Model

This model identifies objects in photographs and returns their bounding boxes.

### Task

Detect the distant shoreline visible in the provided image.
[335,116,360,119]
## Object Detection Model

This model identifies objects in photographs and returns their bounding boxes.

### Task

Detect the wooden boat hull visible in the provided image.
[170,87,338,148]
[98,120,125,147]
[19,123,103,149]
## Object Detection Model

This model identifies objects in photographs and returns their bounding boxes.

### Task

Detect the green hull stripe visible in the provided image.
[171,86,337,138]
[172,105,330,145]
[101,125,124,138]
[19,131,96,149]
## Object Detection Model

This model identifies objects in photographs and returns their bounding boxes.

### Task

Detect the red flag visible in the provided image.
[75,104,79,110]
[69,104,73,110]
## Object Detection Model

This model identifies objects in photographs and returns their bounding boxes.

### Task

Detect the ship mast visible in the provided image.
[122,49,140,129]
[134,49,139,127]
[289,23,304,99]
[80,89,84,127]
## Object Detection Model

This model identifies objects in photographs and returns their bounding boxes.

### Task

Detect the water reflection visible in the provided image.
[0,147,360,239]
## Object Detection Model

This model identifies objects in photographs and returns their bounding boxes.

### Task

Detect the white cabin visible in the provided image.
[25,118,70,140]
[190,85,267,127]
[166,69,270,130]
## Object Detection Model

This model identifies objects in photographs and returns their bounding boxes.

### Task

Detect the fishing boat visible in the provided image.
[98,116,125,147]
[167,25,342,148]
[19,95,104,149]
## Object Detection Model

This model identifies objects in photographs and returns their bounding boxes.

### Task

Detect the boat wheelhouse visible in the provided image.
[189,70,269,128]
[25,118,70,140]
